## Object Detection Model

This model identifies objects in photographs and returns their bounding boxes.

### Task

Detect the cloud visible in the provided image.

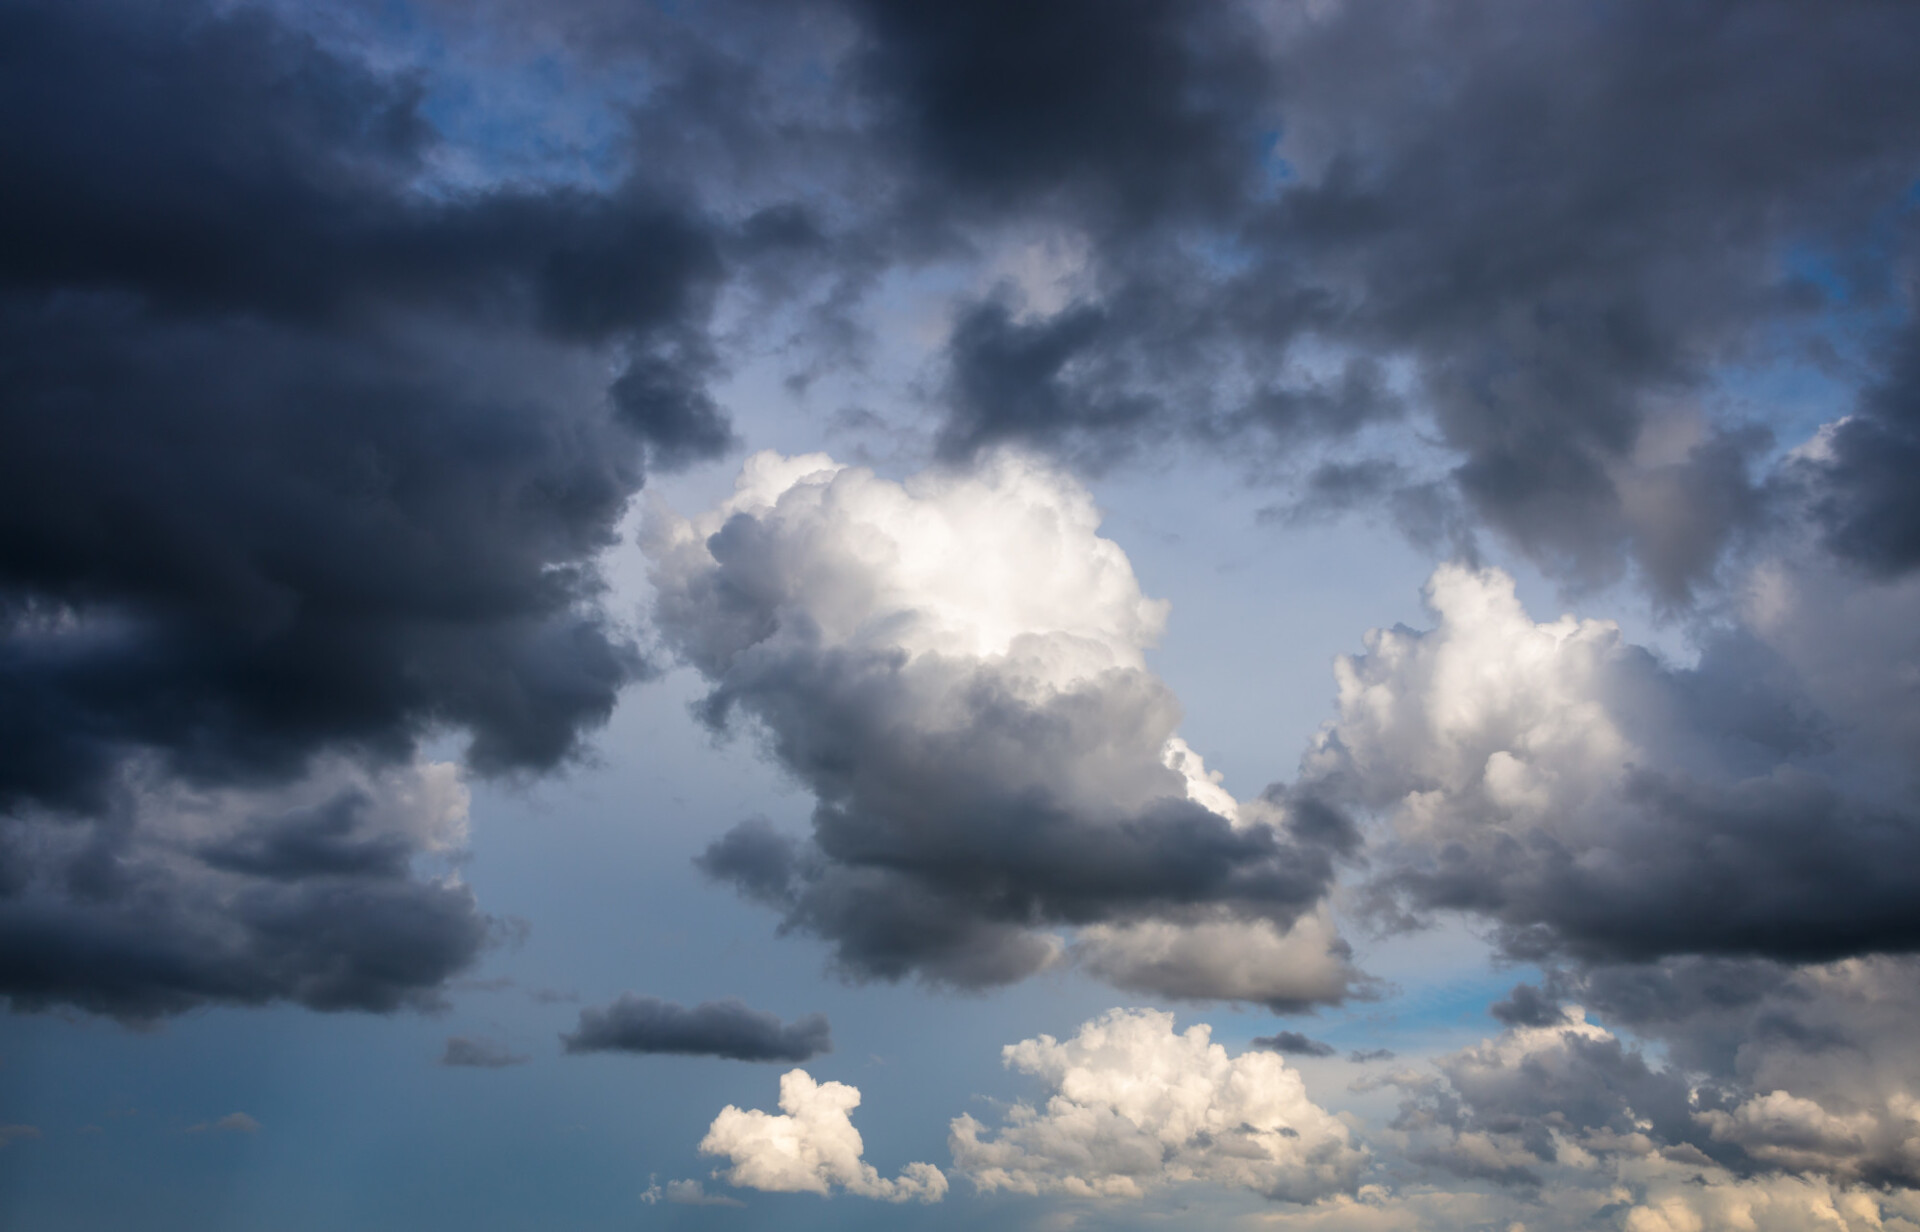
[1253,1031,1337,1059]
[1074,904,1366,1013]
[1299,562,1920,967]
[561,995,830,1062]
[1381,1004,1718,1188]
[1366,957,1920,1200]
[1616,1172,1912,1232]
[1804,292,1920,579]
[653,451,1359,1004]
[800,0,1920,601]
[1488,983,1566,1030]
[0,0,721,813]
[698,1068,947,1202]
[0,1124,41,1147]
[0,757,489,1020]
[0,0,767,1018]
[641,1177,744,1207]
[950,1008,1366,1203]
[187,1112,260,1135]
[351,0,1920,611]
[441,1036,529,1068]
[848,0,1273,229]
[1575,955,1920,1189]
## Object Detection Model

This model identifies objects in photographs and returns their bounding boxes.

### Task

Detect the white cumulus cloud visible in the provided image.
[950,1007,1366,1202]
[699,1068,947,1203]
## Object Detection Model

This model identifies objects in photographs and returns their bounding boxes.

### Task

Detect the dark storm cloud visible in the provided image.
[1251,1031,1335,1059]
[377,0,1919,602]
[0,0,743,809]
[0,0,748,1016]
[0,835,491,1020]
[0,753,487,1020]
[1813,309,1920,575]
[561,994,831,1062]
[1387,766,1920,968]
[933,302,1145,464]
[1489,983,1564,1030]
[195,790,415,882]
[848,0,1272,225]
[837,0,1920,599]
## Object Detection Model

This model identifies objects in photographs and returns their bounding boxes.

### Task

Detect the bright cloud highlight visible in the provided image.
[698,1068,947,1202]
[950,1008,1366,1202]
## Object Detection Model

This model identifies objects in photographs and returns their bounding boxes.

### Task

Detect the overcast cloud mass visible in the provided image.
[3,0,1919,1229]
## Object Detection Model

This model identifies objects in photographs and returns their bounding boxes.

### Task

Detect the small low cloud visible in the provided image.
[1348,1048,1396,1063]
[562,995,830,1062]
[0,1124,42,1146]
[186,1113,259,1135]
[441,1036,530,1069]
[641,1177,745,1207]
[1251,1030,1337,1058]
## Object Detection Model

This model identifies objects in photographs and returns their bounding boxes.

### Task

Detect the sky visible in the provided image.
[2,1,1920,1228]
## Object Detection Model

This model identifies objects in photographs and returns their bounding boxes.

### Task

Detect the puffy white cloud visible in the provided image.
[649,449,1167,692]
[652,451,1359,1004]
[698,1068,947,1203]
[950,1007,1366,1202]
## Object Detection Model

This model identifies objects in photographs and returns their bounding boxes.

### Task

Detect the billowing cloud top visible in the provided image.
[1308,561,1920,967]
[651,451,1361,1004]
[951,1007,1366,1203]
[699,1068,947,1203]
[652,449,1169,681]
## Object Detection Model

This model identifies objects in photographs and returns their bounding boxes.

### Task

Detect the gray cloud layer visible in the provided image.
[0,0,750,1016]
[526,0,1920,605]
[562,995,831,1063]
